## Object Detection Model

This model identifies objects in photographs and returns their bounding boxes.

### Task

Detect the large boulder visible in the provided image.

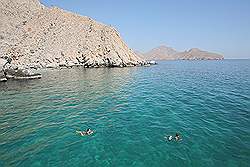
[0,58,7,82]
[46,63,59,68]
[5,67,41,80]
[0,58,7,70]
[13,69,41,79]
[0,72,7,82]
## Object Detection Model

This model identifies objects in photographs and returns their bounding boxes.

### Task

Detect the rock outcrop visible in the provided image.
[0,57,41,81]
[142,45,224,60]
[0,58,7,81]
[0,0,144,71]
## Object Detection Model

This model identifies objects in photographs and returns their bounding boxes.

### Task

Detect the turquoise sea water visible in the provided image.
[0,60,250,167]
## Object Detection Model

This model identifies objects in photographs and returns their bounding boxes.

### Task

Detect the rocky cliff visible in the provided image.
[143,45,224,60]
[0,0,144,70]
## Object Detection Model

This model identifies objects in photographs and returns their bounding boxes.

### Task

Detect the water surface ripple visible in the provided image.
[0,60,250,167]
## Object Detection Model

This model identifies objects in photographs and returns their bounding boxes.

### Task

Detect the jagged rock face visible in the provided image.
[0,0,144,68]
[142,46,224,60]
[144,45,178,60]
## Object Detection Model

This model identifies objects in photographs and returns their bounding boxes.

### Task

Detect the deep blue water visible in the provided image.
[0,60,250,167]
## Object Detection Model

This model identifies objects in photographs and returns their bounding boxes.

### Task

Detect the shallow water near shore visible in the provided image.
[0,60,250,167]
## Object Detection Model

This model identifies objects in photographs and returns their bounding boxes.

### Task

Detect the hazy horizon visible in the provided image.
[41,0,250,59]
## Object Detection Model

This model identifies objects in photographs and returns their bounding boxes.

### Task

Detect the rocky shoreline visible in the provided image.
[0,57,154,82]
[0,58,41,82]
[0,0,224,83]
[0,0,147,81]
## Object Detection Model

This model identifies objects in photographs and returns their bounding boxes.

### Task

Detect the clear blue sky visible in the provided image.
[41,0,250,58]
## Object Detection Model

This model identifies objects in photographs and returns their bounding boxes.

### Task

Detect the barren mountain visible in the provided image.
[143,46,224,60]
[144,45,178,60]
[174,48,224,60]
[0,0,144,69]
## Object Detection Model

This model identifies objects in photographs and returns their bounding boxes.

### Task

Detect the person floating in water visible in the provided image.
[175,133,181,141]
[76,128,94,136]
[165,133,181,141]
[166,135,173,141]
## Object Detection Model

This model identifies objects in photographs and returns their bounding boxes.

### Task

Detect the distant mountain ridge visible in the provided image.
[144,45,177,60]
[142,46,224,60]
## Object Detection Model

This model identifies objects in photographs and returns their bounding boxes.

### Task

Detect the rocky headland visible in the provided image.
[142,45,224,61]
[0,0,145,81]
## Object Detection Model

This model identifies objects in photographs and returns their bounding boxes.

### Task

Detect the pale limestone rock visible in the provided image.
[0,0,144,69]
[66,61,75,67]
[0,58,7,81]
[0,58,7,70]
[46,63,58,68]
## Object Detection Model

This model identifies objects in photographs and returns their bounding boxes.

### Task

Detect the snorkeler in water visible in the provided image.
[175,133,181,141]
[164,135,173,141]
[165,133,181,141]
[76,128,94,136]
